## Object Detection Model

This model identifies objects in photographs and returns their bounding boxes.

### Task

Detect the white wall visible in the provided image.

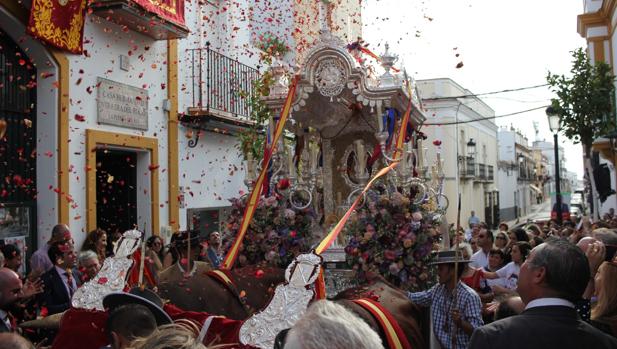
[65,17,170,246]
[176,0,259,230]
[177,131,246,230]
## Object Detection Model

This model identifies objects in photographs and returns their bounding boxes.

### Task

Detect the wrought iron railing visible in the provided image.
[466,157,476,177]
[188,43,259,119]
[478,163,486,180]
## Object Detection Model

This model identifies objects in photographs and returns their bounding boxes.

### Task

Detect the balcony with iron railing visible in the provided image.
[466,157,476,177]
[182,43,260,137]
[459,156,476,178]
[477,163,486,180]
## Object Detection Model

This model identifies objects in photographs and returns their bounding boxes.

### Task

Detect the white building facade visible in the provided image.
[176,1,362,236]
[578,0,617,217]
[0,0,363,257]
[0,0,189,252]
[417,78,500,229]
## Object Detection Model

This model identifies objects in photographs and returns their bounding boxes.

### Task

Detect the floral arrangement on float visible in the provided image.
[221,183,316,269]
[344,191,441,292]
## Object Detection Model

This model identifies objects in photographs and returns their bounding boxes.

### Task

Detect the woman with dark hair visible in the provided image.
[510,228,530,243]
[530,236,544,248]
[483,242,532,294]
[81,228,108,263]
[0,244,22,274]
[145,236,164,276]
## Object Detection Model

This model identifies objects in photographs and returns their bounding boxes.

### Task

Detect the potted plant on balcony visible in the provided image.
[256,32,289,65]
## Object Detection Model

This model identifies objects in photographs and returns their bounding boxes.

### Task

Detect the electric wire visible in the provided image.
[423,105,549,126]
[422,83,550,101]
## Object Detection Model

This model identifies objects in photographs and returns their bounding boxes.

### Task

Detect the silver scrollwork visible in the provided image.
[314,59,347,98]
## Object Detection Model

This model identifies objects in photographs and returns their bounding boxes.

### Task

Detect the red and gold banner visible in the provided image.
[392,81,413,161]
[27,0,87,54]
[132,0,186,27]
[222,76,299,270]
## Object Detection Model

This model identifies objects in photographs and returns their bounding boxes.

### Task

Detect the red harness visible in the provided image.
[352,298,413,349]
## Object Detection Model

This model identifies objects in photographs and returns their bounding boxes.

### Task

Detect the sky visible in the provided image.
[361,0,586,179]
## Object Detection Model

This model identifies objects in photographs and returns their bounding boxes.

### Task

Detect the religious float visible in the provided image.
[221,16,449,296]
[25,5,452,349]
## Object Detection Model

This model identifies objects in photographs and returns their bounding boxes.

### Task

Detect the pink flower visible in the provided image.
[384,250,396,260]
[284,209,296,220]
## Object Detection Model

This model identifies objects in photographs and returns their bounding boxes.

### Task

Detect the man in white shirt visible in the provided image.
[470,228,493,269]
[469,240,617,349]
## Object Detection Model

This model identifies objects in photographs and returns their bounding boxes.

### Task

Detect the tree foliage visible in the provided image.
[546,48,615,156]
[237,71,274,161]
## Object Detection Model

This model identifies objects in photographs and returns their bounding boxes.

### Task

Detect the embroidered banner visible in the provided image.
[131,0,186,27]
[221,76,299,270]
[27,0,87,54]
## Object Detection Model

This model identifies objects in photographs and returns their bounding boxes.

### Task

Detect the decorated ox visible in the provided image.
[331,275,429,349]
[158,265,286,320]
[160,264,428,349]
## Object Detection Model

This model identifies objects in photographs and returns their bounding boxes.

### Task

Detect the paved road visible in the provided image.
[504,200,551,228]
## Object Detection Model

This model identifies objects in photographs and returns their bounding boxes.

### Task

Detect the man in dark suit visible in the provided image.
[469,239,617,349]
[39,241,81,315]
[0,268,23,333]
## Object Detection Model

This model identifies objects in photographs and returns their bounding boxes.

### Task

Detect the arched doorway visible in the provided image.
[0,28,37,274]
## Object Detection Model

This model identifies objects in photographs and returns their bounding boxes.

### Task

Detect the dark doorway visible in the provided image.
[96,149,137,234]
[0,28,37,271]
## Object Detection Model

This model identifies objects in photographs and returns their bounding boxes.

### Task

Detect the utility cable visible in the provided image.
[422,83,550,101]
[423,105,549,126]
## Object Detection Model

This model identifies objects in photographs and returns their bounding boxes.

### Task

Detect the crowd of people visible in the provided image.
[0,223,225,348]
[0,210,615,348]
[407,213,617,348]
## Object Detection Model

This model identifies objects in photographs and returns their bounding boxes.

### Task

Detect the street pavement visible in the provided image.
[503,200,552,229]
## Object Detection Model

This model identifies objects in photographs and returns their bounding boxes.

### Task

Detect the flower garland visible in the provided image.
[344,192,441,292]
[222,192,315,269]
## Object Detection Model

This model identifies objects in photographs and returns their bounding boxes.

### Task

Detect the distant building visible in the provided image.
[498,128,542,221]
[532,139,567,210]
[417,78,499,228]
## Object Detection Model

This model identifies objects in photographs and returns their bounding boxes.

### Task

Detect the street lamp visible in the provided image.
[467,138,476,157]
[546,106,562,225]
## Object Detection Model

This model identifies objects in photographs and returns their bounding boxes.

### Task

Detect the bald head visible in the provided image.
[495,296,525,321]
[0,333,34,349]
[577,237,598,253]
[49,224,71,244]
[0,267,23,309]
